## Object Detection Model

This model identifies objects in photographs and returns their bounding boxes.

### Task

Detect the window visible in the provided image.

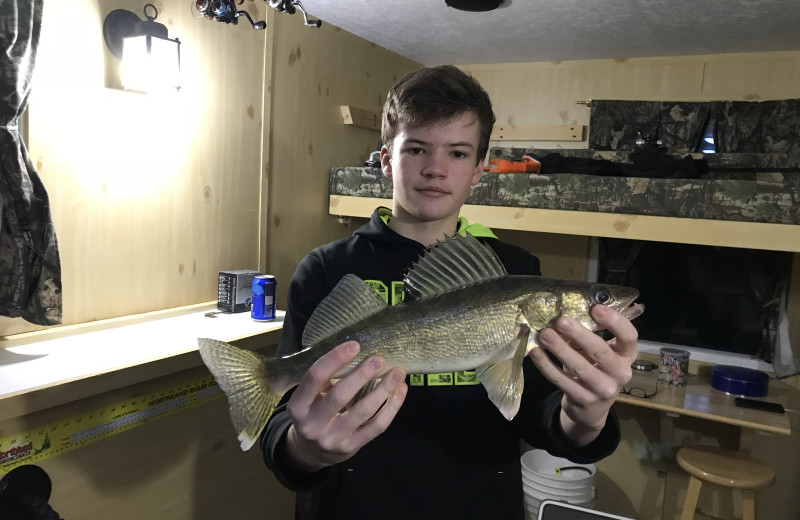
[590,238,793,371]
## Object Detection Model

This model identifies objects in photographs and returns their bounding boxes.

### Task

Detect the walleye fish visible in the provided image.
[199,233,644,451]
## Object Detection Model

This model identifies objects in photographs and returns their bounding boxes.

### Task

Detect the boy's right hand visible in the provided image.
[284,341,408,473]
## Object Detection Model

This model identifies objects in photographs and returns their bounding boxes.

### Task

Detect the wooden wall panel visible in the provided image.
[1,0,267,336]
[492,230,590,281]
[265,15,420,306]
[700,53,800,99]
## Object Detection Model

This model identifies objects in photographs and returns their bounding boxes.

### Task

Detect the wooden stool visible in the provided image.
[676,446,776,520]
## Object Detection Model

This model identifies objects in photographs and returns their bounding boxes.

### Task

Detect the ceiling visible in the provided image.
[300,0,800,65]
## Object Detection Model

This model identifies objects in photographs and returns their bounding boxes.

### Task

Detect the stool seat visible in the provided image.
[676,446,775,520]
[677,446,775,490]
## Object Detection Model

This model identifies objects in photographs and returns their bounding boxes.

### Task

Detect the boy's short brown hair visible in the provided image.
[381,65,496,163]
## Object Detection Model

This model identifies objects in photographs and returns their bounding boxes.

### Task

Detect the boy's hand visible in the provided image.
[529,304,638,447]
[284,341,408,473]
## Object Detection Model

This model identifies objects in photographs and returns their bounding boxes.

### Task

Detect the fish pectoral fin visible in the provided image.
[345,378,382,410]
[476,326,530,421]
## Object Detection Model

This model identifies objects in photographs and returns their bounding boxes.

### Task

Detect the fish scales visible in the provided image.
[289,276,607,380]
[269,282,520,385]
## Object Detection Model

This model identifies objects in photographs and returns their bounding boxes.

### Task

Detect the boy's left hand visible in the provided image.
[528,304,639,447]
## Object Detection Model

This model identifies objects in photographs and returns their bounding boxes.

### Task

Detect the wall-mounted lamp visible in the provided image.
[103,4,181,93]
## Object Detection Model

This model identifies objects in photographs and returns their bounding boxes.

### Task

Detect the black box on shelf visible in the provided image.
[218,270,262,313]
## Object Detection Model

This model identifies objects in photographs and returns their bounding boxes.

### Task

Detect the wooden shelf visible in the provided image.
[616,365,792,435]
[330,195,800,253]
[0,303,284,421]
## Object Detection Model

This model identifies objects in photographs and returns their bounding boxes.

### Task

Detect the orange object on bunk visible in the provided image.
[483,155,541,173]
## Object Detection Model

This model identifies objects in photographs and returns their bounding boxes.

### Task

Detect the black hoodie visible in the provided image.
[261,208,620,520]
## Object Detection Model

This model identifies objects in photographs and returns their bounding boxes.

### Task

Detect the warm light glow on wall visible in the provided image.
[26,3,203,202]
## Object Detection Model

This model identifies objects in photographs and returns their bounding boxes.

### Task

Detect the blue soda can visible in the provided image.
[251,275,276,321]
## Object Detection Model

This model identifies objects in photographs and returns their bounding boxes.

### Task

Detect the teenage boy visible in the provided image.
[262,65,638,519]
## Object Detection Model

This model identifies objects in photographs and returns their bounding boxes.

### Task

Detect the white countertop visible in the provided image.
[0,303,284,419]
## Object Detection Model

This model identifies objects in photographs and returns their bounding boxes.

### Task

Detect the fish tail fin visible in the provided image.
[198,338,283,451]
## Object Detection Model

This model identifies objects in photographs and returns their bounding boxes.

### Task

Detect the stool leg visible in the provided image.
[741,490,756,520]
[680,475,703,520]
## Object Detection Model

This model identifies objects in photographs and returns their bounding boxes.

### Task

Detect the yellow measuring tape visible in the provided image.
[0,375,221,476]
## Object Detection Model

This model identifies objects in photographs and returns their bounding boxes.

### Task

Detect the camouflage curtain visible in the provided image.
[0,0,62,325]
[714,99,800,154]
[588,100,712,152]
[589,98,800,156]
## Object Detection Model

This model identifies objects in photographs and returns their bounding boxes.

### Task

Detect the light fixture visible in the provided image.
[103,4,181,93]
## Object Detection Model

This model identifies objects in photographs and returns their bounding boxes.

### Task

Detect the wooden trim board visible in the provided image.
[490,124,585,141]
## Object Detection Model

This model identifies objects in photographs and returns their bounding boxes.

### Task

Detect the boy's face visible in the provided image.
[380,111,483,229]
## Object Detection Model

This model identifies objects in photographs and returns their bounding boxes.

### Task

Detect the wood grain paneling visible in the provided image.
[264,14,419,306]
[1,0,267,336]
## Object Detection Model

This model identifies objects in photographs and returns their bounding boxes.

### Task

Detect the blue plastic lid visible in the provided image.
[711,365,769,397]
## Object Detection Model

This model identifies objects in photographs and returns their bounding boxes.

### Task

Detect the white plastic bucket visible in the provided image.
[522,473,595,498]
[521,449,596,489]
[520,450,597,517]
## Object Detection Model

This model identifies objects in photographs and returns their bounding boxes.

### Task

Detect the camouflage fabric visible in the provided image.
[330,160,800,226]
[0,0,62,325]
[588,99,800,155]
[589,100,711,152]
[715,100,800,154]
[329,167,393,199]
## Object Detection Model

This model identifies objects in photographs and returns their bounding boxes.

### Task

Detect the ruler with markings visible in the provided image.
[0,375,222,475]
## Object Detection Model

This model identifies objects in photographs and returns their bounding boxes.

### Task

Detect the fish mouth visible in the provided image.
[620,302,645,321]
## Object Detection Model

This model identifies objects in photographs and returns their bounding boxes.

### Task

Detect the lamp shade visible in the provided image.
[121,34,181,93]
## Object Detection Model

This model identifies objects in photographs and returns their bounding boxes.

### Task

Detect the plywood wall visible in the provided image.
[1,0,267,336]
[264,14,419,306]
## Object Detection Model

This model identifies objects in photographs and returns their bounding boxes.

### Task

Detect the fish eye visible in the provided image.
[594,290,611,304]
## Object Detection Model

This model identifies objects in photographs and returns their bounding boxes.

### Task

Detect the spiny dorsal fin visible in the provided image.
[404,233,507,301]
[302,274,387,348]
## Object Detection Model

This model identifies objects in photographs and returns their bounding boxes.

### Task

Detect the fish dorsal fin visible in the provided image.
[404,233,507,301]
[302,274,387,348]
